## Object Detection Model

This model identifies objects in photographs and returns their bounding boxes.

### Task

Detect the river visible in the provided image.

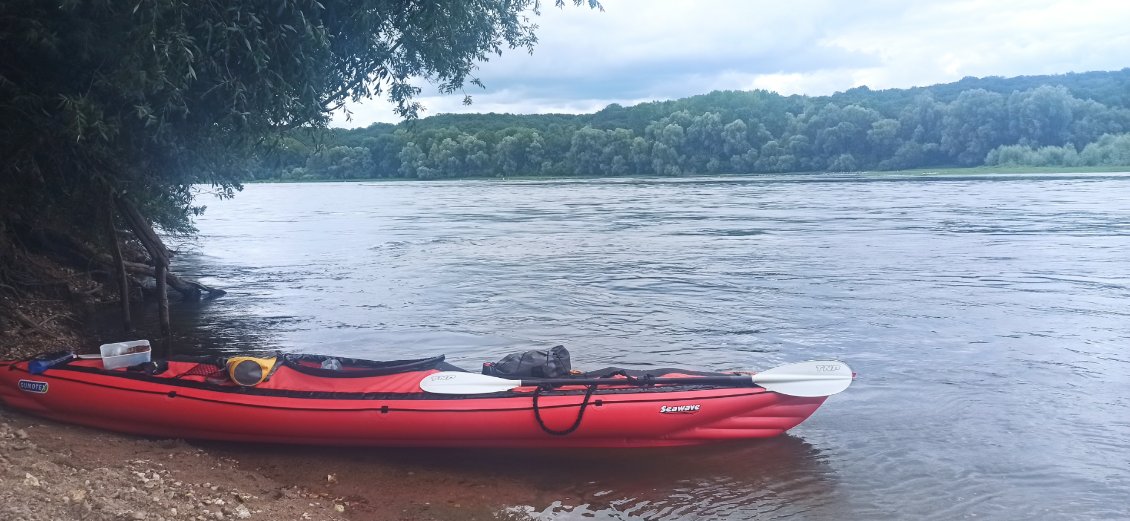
[162,173,1130,519]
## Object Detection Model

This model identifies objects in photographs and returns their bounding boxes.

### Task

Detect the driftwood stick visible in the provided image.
[106,189,132,332]
[33,313,68,329]
[12,308,45,334]
[155,262,169,329]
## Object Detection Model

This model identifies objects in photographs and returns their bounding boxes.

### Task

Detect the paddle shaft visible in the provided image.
[515,375,756,388]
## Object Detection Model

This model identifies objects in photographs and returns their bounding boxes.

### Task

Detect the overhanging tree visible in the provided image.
[0,0,599,340]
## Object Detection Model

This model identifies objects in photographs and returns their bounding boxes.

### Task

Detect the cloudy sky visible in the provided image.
[331,0,1130,128]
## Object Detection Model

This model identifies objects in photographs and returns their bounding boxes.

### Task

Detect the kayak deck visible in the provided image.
[0,355,830,448]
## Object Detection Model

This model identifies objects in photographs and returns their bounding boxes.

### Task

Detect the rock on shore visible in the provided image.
[0,411,354,521]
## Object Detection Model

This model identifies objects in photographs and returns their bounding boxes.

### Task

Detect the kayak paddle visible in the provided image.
[420,360,853,397]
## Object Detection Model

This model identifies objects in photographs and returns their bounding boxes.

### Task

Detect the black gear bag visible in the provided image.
[482,345,571,378]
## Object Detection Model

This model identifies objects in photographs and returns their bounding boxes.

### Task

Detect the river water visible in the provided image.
[165,173,1130,519]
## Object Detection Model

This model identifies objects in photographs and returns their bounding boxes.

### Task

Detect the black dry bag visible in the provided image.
[482,345,571,378]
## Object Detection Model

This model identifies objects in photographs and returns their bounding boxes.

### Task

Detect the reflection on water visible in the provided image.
[496,437,840,520]
[99,173,1130,519]
[206,436,838,521]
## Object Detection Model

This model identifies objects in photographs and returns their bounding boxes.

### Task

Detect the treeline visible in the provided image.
[256,69,1130,180]
[986,133,1130,167]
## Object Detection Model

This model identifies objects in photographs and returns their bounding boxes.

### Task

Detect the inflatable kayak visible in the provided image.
[0,351,852,448]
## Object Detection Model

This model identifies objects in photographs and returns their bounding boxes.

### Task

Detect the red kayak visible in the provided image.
[0,352,852,448]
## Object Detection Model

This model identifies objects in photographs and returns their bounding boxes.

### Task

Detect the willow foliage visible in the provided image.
[0,0,598,232]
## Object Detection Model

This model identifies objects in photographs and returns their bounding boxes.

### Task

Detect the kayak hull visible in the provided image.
[0,357,829,448]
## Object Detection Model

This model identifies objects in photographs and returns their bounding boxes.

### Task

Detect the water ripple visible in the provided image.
[151,175,1130,519]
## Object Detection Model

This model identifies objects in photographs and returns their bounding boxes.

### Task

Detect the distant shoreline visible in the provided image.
[246,165,1130,184]
[883,165,1130,175]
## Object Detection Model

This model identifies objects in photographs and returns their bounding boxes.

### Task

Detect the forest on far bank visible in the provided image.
[257,69,1130,181]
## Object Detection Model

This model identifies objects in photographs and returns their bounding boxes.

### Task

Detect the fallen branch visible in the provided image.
[12,308,45,334]
[115,258,226,301]
[33,313,68,329]
[21,225,224,302]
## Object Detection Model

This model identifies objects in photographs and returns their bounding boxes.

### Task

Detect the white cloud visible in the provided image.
[821,0,1130,89]
[332,0,1130,127]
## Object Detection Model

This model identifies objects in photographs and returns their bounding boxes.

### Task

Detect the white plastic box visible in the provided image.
[100,340,152,370]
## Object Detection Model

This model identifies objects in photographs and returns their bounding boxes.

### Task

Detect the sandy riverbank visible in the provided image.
[0,406,521,521]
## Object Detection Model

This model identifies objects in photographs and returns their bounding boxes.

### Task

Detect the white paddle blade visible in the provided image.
[752,360,854,397]
[420,371,517,394]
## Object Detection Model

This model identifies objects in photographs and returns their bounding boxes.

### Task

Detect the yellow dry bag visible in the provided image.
[227,356,279,387]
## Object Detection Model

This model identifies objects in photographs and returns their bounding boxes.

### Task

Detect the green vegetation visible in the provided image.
[888,165,1130,176]
[0,0,598,341]
[263,70,1130,181]
[1,0,598,233]
[985,133,1130,168]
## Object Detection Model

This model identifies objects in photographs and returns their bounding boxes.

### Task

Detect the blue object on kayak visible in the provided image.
[28,352,76,375]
